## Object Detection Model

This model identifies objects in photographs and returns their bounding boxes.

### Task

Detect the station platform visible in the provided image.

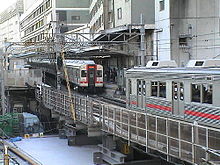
[11,136,100,165]
[103,82,126,101]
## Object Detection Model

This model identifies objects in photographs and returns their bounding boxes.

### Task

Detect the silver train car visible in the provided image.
[29,58,104,92]
[63,60,103,91]
[126,59,220,127]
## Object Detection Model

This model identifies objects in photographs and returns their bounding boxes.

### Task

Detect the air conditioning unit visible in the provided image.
[146,60,177,68]
[186,59,220,68]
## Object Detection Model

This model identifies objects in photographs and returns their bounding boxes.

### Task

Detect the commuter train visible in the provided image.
[126,59,220,127]
[63,60,103,92]
[29,58,104,92]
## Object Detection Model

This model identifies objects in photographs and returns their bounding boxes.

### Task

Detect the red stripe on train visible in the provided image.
[131,101,137,105]
[185,110,220,121]
[146,104,172,112]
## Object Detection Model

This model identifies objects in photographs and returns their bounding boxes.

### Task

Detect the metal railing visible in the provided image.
[37,86,220,164]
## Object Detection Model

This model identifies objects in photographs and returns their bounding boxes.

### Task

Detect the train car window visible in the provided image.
[142,81,146,96]
[159,82,166,98]
[173,82,178,100]
[191,84,201,103]
[138,80,142,95]
[96,70,102,77]
[202,84,212,104]
[180,82,184,100]
[128,79,132,95]
[151,82,158,97]
[81,70,87,77]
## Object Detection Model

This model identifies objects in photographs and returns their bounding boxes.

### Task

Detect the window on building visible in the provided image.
[159,0,165,11]
[179,37,188,47]
[72,16,80,21]
[108,12,112,22]
[117,8,122,19]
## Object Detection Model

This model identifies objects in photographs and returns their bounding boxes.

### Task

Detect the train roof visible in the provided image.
[127,67,220,74]
[126,67,220,80]
[65,60,95,67]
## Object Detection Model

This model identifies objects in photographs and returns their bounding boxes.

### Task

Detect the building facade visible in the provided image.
[89,0,155,67]
[0,0,23,48]
[90,0,155,33]
[155,0,220,66]
[20,0,90,43]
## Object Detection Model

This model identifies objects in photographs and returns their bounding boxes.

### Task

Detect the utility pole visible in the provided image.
[4,145,9,165]
[54,14,61,90]
[53,14,76,120]
[140,14,146,67]
[1,40,10,115]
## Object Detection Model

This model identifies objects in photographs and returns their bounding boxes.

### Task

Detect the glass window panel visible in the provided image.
[159,0,165,11]
[128,79,132,95]
[81,70,87,77]
[96,70,102,77]
[202,84,212,104]
[180,82,184,100]
[142,81,146,96]
[191,84,201,103]
[159,82,166,98]
[137,80,142,95]
[151,82,158,97]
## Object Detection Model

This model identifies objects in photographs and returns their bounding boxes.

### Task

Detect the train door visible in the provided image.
[88,65,95,87]
[137,80,146,109]
[172,82,184,116]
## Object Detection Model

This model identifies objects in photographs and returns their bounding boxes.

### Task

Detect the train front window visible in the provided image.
[81,70,87,77]
[202,84,212,104]
[96,70,102,77]
[191,84,201,103]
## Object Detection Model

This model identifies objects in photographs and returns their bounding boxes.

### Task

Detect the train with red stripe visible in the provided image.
[126,59,220,127]
[63,60,104,92]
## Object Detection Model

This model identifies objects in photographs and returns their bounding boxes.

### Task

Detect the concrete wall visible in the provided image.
[170,0,220,66]
[155,0,220,66]
[154,0,171,61]
[56,0,90,8]
[114,0,132,26]
[131,0,155,25]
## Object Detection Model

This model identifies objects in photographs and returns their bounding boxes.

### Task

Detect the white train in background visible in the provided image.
[30,59,104,92]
